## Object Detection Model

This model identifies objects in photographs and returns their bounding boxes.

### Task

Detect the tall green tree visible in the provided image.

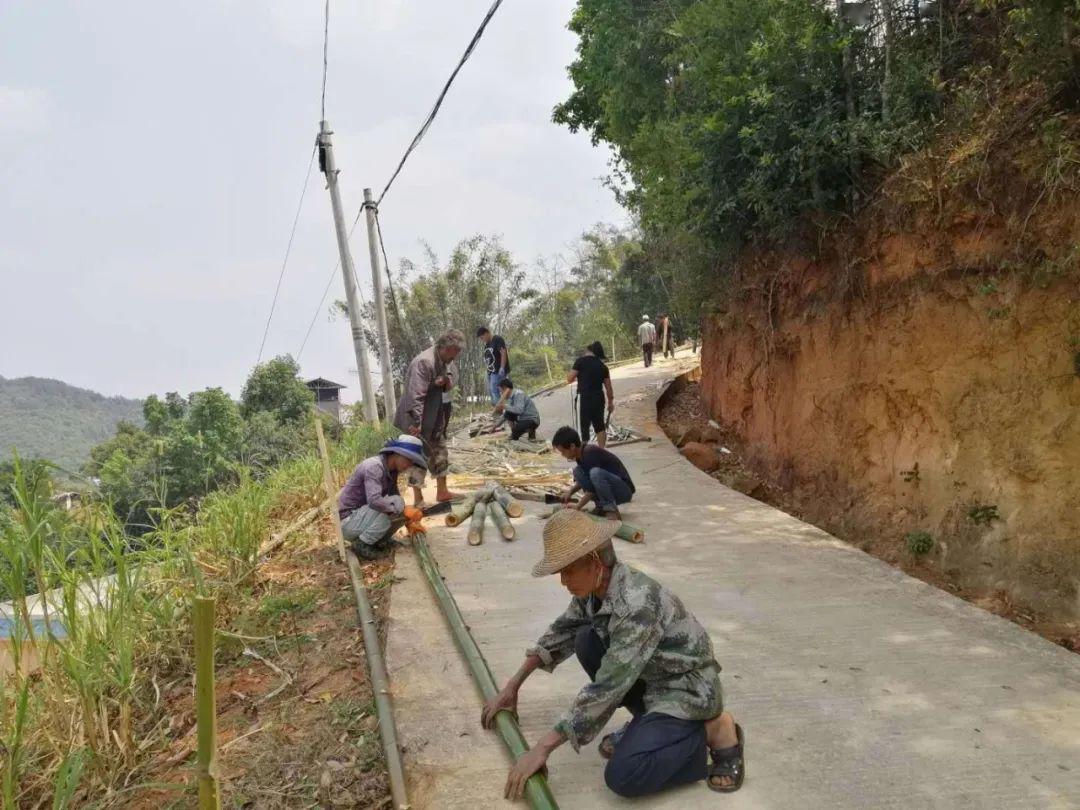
[239,355,314,425]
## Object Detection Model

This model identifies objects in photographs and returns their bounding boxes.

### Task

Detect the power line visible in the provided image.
[320,0,330,120]
[296,219,371,362]
[376,0,507,205]
[257,144,317,364]
[373,208,417,358]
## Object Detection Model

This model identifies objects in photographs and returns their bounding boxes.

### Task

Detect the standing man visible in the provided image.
[567,341,614,447]
[552,425,634,521]
[481,509,745,800]
[337,435,427,560]
[657,313,675,359]
[493,378,541,441]
[477,326,510,405]
[637,315,656,368]
[394,329,466,507]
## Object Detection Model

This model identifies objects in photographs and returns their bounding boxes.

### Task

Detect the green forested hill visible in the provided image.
[0,376,142,473]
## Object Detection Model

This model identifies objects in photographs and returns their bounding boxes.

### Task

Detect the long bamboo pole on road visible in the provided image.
[411,533,559,810]
[194,597,221,810]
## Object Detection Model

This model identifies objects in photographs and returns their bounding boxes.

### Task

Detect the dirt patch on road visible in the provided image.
[659,375,1080,655]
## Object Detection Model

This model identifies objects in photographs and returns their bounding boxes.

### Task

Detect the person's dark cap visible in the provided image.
[476,326,490,337]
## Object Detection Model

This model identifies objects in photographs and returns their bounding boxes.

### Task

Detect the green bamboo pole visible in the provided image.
[411,534,559,810]
[446,491,480,527]
[468,500,488,546]
[492,485,524,518]
[585,513,644,544]
[488,501,516,540]
[193,597,221,810]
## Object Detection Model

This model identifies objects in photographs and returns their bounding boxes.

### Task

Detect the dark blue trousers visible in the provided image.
[575,627,708,798]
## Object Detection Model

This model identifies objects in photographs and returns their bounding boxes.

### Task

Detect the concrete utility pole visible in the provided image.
[318,120,378,424]
[363,187,397,420]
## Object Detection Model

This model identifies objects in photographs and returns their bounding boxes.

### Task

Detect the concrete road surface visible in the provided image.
[386,350,1080,809]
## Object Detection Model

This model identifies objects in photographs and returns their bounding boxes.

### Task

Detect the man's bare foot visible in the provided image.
[435,490,463,503]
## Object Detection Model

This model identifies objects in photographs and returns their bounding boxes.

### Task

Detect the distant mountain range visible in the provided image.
[0,376,143,475]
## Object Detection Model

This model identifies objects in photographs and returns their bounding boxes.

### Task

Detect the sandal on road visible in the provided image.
[598,722,630,760]
[707,723,745,792]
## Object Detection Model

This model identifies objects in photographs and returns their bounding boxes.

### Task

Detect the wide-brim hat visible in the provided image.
[379,435,427,469]
[532,509,620,577]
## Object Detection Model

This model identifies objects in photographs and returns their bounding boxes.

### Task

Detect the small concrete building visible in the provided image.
[305,377,346,421]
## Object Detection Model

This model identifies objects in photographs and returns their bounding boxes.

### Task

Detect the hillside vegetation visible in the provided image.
[0,376,143,474]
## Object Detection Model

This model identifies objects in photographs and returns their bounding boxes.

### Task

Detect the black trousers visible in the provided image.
[579,393,606,445]
[575,627,708,798]
[508,416,539,440]
[641,342,654,368]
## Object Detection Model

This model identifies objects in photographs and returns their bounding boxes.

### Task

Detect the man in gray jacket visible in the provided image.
[393,329,465,506]
[637,315,657,368]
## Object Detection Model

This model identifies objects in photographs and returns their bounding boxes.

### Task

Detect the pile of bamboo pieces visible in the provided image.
[445,483,524,546]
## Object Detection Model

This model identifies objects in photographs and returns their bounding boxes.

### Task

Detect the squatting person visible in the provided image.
[337,435,427,559]
[481,509,746,799]
[493,377,540,441]
[552,426,634,521]
[394,329,465,506]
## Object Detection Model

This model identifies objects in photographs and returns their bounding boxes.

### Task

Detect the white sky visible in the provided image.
[0,1,625,402]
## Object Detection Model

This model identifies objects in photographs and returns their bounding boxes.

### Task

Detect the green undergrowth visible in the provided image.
[0,422,392,808]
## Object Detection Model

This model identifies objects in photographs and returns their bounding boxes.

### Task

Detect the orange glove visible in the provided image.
[403,506,424,523]
[406,519,427,536]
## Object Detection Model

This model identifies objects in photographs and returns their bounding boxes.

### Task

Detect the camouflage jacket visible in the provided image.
[526,562,723,752]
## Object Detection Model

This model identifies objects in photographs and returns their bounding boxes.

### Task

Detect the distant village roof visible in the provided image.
[305,378,347,390]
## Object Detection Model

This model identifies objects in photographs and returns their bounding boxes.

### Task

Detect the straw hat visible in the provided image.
[532,509,620,577]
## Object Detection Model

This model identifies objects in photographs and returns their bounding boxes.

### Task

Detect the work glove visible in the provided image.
[385,495,405,513]
[403,505,426,536]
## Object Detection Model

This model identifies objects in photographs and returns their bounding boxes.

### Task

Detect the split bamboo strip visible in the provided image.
[411,534,560,810]
[193,597,221,810]
[492,485,524,518]
[314,415,347,563]
[468,501,488,546]
[488,501,516,541]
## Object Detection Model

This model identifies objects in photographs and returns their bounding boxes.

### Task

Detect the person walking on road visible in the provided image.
[637,315,656,368]
[481,509,746,800]
[493,377,541,441]
[337,435,428,560]
[476,326,510,405]
[394,329,465,507]
[567,341,614,447]
[552,426,634,520]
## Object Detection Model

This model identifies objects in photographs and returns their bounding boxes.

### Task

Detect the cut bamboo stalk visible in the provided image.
[488,501,516,540]
[411,534,560,810]
[193,597,221,810]
[586,513,645,544]
[468,501,488,546]
[492,485,524,518]
[446,492,479,527]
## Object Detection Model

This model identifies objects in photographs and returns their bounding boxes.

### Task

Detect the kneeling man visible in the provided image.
[482,509,745,799]
[338,435,426,559]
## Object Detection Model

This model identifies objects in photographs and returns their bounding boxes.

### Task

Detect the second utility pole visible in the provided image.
[363,188,397,419]
[318,120,378,424]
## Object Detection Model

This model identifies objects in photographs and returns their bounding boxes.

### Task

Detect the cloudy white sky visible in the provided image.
[0,1,625,402]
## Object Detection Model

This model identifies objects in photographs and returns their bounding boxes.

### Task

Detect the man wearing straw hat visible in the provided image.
[337,435,428,560]
[481,510,745,799]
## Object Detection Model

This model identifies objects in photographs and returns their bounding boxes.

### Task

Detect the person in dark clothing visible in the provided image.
[567,341,614,447]
[657,313,675,359]
[476,326,510,405]
[552,425,634,520]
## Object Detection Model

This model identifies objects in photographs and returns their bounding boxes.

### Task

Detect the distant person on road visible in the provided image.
[567,341,614,447]
[637,315,656,368]
[394,329,465,507]
[337,435,427,559]
[476,326,510,405]
[481,509,745,800]
[552,425,634,521]
[493,378,541,441]
[657,313,675,358]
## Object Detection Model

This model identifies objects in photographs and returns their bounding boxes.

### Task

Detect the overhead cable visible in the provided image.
[376,0,507,205]
[257,144,317,364]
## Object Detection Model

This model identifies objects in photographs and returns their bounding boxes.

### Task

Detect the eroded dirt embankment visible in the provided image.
[696,220,1080,622]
